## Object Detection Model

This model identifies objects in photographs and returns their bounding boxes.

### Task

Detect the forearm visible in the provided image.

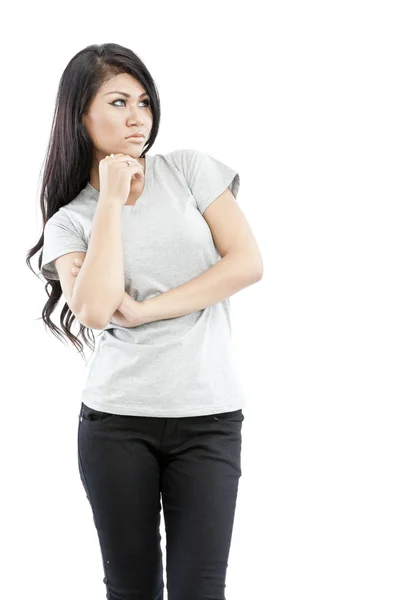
[127,254,261,324]
[73,200,125,325]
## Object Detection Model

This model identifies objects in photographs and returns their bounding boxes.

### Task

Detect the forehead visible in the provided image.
[99,73,147,97]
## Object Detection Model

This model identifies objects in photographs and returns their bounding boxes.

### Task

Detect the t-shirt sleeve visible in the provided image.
[178,148,240,215]
[41,208,87,280]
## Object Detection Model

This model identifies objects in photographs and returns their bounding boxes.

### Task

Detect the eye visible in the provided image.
[110,98,150,108]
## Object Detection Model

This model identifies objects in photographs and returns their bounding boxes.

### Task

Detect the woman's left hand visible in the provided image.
[71,257,144,328]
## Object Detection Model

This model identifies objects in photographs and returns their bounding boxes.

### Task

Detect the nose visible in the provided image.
[127,106,143,126]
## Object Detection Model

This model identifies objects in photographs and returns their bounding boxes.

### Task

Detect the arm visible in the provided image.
[72,199,125,327]
[122,253,262,325]
[114,186,263,326]
[74,186,263,327]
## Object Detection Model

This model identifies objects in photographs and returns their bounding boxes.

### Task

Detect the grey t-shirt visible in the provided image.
[41,148,246,417]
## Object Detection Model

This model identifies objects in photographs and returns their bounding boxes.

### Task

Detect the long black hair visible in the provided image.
[26,43,161,362]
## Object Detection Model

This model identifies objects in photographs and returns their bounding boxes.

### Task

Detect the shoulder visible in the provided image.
[44,187,93,231]
[154,148,212,177]
[160,147,201,159]
[44,206,72,229]
[44,204,85,240]
[155,147,199,167]
[151,149,238,194]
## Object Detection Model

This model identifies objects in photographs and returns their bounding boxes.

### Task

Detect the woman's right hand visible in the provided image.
[98,153,145,206]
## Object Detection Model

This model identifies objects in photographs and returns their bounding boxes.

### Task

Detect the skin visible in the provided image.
[72,258,144,327]
[73,72,153,326]
[82,72,153,205]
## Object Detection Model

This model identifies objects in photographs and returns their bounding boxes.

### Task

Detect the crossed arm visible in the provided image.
[120,250,262,326]
[74,187,263,327]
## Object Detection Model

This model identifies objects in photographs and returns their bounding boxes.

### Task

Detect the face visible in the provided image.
[82,72,153,185]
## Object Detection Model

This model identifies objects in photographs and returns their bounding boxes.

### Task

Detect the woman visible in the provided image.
[27,42,263,600]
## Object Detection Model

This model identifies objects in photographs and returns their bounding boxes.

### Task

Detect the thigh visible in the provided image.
[77,403,164,600]
[161,409,244,600]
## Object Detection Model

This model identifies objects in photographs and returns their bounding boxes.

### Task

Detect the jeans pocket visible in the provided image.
[80,402,117,426]
[211,409,244,423]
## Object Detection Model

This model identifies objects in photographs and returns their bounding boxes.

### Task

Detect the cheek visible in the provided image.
[90,118,119,147]
[94,107,120,130]
[101,115,120,134]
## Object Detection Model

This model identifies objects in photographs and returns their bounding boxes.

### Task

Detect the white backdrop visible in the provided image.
[2,1,399,599]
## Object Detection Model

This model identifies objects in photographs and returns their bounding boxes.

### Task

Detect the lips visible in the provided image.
[126,134,145,139]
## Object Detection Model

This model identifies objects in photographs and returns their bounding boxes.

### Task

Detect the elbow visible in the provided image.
[79,300,122,330]
[240,252,263,282]
[77,306,108,330]
[247,259,264,282]
[253,256,264,281]
[70,298,105,330]
[71,287,124,330]
[229,251,264,283]
[250,270,263,284]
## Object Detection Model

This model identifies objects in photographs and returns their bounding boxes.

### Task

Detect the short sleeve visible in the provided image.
[180,149,240,215]
[41,208,87,280]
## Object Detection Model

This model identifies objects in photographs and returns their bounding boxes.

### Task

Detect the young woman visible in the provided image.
[27,42,263,599]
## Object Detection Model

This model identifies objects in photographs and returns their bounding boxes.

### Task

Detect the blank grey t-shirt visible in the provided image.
[41,148,246,417]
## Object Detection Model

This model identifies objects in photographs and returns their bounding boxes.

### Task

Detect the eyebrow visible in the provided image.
[103,91,149,98]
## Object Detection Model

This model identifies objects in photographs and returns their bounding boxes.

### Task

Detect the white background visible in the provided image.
[2,1,399,598]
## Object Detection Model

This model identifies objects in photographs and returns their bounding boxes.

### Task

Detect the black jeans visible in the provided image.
[77,401,244,600]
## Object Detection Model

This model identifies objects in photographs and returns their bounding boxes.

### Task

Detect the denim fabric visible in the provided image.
[77,401,244,600]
